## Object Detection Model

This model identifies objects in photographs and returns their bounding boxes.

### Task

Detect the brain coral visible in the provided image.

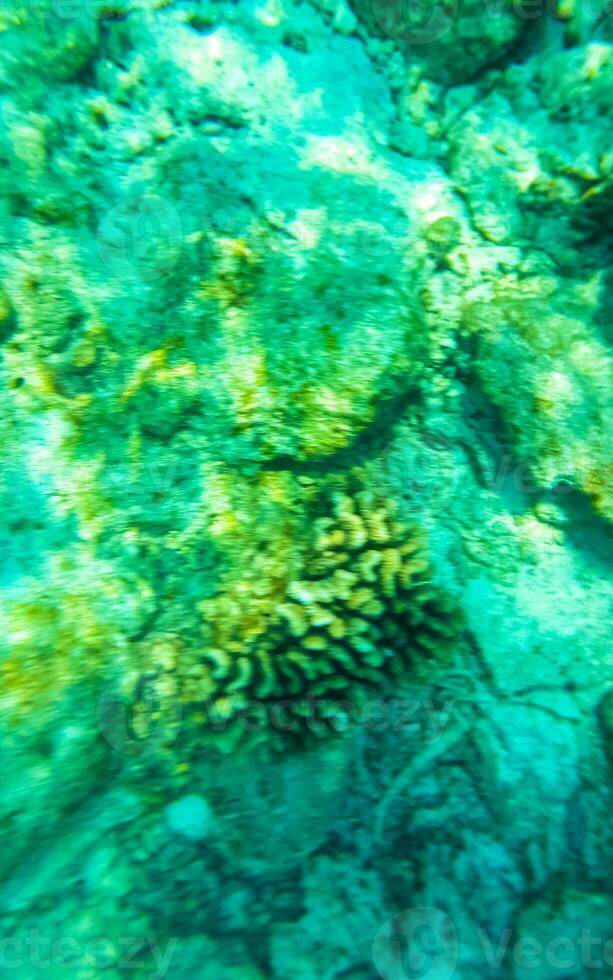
[154,472,465,746]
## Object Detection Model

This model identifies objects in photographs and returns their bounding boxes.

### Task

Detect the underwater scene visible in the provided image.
[0,0,612,976]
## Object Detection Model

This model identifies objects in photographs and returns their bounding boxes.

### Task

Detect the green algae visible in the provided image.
[0,1,612,977]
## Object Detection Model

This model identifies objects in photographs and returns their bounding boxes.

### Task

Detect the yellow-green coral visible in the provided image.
[160,473,464,739]
[465,273,613,523]
[0,550,138,725]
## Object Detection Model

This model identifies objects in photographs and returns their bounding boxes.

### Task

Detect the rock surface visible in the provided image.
[0,0,611,978]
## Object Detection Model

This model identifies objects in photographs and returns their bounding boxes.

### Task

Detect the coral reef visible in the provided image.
[443,44,613,522]
[184,475,462,739]
[0,0,612,977]
[349,0,526,85]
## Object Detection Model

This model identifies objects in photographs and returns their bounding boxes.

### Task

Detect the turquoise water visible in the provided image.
[0,1,612,977]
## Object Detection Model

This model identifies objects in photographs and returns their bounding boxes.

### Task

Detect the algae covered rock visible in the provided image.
[0,0,473,758]
[0,0,612,976]
[0,0,99,86]
[447,43,613,247]
[350,0,527,83]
